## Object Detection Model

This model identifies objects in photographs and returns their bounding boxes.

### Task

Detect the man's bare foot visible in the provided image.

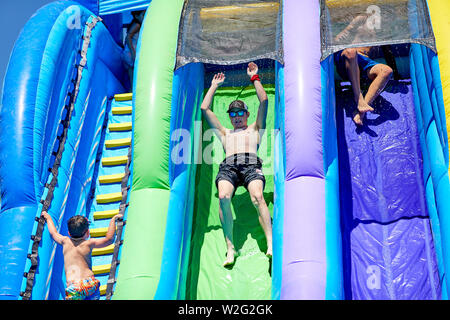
[353,109,364,126]
[265,248,273,259]
[223,248,238,268]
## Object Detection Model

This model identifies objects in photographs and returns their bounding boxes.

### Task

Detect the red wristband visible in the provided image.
[250,74,260,82]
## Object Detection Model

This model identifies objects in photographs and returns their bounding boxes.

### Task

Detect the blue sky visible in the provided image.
[0,0,58,99]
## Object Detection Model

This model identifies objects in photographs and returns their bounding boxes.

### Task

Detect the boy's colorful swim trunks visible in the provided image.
[65,275,100,300]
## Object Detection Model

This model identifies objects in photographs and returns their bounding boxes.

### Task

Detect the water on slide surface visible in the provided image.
[186,85,275,299]
[336,79,441,299]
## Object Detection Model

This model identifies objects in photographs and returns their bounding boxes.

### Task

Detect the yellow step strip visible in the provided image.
[102,155,128,166]
[112,106,132,115]
[90,227,108,237]
[93,209,120,220]
[90,226,118,238]
[99,173,125,184]
[96,192,122,204]
[114,93,133,101]
[100,285,107,296]
[89,227,117,238]
[109,122,132,132]
[92,264,111,275]
[92,244,115,256]
[105,138,131,149]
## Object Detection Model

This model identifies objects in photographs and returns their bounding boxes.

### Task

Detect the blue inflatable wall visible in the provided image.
[0,1,126,300]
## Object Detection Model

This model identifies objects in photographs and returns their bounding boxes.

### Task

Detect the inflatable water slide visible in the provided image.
[1,0,450,300]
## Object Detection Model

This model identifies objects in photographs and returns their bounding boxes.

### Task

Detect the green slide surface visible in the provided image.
[186,85,275,299]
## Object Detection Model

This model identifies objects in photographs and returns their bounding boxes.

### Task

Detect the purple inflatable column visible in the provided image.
[281,0,327,299]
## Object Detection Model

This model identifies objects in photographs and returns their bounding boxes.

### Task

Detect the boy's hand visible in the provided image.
[41,211,66,244]
[211,73,225,88]
[41,211,50,221]
[113,214,124,221]
[247,62,258,78]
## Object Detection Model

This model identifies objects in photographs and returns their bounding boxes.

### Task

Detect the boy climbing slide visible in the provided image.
[41,211,122,300]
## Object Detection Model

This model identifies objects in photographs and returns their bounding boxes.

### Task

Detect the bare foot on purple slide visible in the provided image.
[353,109,364,126]
[357,95,374,114]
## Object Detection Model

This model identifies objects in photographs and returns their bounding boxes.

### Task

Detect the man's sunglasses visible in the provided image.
[229,110,247,118]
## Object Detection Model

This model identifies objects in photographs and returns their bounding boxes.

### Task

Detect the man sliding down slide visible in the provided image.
[200,62,272,267]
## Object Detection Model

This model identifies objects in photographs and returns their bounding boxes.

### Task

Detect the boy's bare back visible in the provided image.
[42,211,122,286]
[61,237,95,284]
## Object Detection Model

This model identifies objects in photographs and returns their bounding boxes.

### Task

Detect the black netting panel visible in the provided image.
[176,0,283,69]
[320,0,436,61]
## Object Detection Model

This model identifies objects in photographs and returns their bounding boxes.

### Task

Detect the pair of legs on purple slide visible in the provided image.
[335,48,394,126]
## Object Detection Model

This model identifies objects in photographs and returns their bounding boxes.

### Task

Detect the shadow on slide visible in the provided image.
[336,79,441,299]
[186,86,275,299]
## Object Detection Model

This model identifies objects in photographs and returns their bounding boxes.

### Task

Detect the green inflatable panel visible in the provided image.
[186,85,275,299]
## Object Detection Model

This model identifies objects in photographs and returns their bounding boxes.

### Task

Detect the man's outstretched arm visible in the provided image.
[201,73,227,138]
[247,62,268,130]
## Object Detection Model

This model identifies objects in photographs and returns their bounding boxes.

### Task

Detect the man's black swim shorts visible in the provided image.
[215,153,265,194]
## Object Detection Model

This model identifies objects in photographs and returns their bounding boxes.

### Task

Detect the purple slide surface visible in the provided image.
[336,79,441,299]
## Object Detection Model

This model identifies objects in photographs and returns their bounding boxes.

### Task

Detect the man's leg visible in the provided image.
[365,63,393,106]
[218,180,237,267]
[247,180,273,258]
[341,49,374,125]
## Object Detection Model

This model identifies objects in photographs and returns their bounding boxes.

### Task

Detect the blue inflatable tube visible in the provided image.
[173,64,204,299]
[410,43,450,298]
[320,55,344,300]
[0,1,81,300]
[0,1,126,299]
[154,62,204,299]
[271,61,285,300]
[23,6,96,301]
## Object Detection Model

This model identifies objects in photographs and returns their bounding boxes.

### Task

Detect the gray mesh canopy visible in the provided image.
[175,0,283,69]
[320,0,436,61]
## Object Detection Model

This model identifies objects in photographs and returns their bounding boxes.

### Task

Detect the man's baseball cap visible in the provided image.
[227,100,248,113]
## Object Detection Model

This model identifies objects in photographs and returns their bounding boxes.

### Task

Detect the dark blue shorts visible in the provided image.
[334,50,380,80]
